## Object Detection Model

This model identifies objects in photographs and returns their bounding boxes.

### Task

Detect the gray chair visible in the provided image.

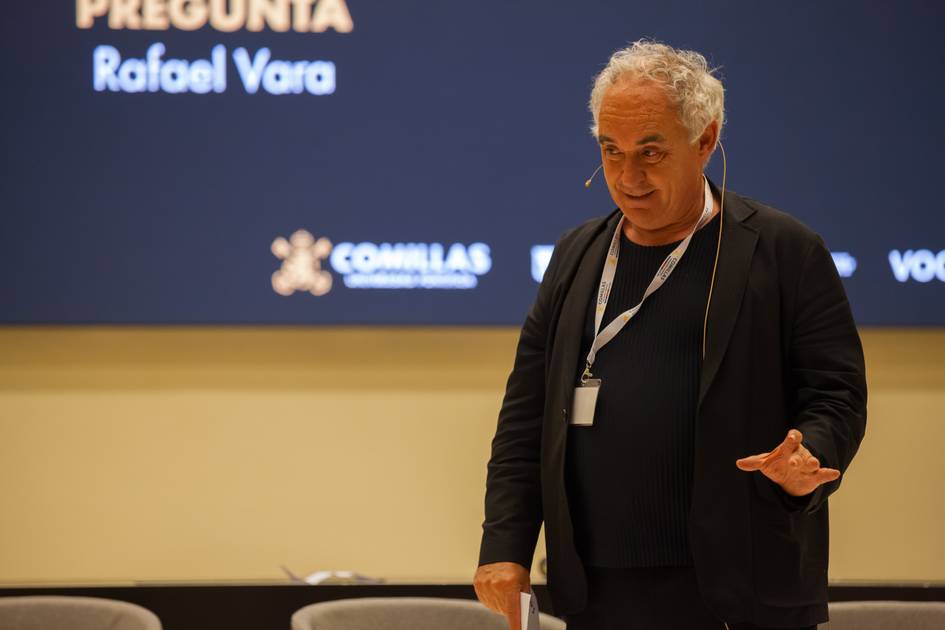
[0,596,161,630]
[291,597,567,630]
[817,600,945,630]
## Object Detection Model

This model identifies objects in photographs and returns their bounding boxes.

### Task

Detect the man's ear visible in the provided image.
[697,120,720,165]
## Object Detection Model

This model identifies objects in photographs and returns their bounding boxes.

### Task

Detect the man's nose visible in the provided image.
[619,162,648,189]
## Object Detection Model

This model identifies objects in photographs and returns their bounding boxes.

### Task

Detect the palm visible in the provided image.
[736,429,840,497]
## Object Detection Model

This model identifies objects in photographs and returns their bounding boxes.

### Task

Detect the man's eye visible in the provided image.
[604,146,622,158]
[642,149,664,162]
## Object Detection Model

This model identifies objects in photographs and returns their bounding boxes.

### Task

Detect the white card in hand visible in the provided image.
[520,591,540,630]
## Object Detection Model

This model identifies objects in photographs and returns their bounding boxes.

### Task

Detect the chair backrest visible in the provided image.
[291,597,567,630]
[0,596,161,630]
[818,601,945,630]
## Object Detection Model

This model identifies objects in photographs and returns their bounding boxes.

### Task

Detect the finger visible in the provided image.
[802,456,820,473]
[780,429,804,455]
[481,593,499,615]
[788,452,804,469]
[472,577,487,607]
[476,589,495,614]
[814,467,841,485]
[473,577,497,613]
[504,592,522,630]
[736,455,767,471]
[482,587,504,616]
[794,440,812,458]
[766,429,802,463]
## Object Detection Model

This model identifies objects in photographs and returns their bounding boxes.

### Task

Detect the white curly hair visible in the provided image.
[589,39,725,145]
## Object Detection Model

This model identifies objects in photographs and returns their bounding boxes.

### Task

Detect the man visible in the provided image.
[473,40,866,629]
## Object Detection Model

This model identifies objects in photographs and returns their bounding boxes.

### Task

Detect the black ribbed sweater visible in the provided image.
[565,212,719,568]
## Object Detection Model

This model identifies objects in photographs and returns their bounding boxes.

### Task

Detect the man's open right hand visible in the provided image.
[473,561,531,630]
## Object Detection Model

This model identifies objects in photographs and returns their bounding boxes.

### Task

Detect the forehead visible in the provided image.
[598,77,683,141]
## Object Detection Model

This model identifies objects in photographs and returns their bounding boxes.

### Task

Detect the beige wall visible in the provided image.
[0,327,942,585]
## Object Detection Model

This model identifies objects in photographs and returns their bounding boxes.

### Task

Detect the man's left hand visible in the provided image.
[735,429,840,497]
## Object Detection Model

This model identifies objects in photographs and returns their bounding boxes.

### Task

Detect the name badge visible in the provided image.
[570,379,601,426]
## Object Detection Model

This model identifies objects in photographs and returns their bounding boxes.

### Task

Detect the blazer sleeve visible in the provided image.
[787,235,868,515]
[477,234,568,569]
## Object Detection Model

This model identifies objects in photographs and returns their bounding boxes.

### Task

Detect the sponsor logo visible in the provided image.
[271,230,333,296]
[271,229,493,295]
[531,245,554,282]
[889,249,945,283]
[831,252,857,278]
[330,241,492,289]
[531,246,861,282]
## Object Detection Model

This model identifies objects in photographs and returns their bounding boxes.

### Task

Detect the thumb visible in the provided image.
[736,455,765,471]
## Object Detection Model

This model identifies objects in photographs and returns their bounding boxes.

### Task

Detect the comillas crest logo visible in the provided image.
[271,229,493,296]
[271,230,333,296]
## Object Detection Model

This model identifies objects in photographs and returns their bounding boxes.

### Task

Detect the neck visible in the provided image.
[622,183,720,246]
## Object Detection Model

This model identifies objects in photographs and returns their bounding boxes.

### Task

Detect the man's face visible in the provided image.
[597,77,712,235]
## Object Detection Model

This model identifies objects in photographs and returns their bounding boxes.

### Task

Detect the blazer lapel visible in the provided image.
[699,184,759,406]
[554,212,621,399]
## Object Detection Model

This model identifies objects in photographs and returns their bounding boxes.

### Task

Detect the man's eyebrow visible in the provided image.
[636,134,665,145]
[597,133,666,145]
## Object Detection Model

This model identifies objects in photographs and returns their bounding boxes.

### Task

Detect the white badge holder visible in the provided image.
[570,379,601,426]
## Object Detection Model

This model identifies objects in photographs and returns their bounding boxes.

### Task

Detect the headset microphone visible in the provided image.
[584,164,603,188]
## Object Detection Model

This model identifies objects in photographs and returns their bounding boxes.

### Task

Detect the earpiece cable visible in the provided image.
[702,139,727,360]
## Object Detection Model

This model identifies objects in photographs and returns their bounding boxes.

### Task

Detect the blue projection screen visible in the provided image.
[2,1,943,325]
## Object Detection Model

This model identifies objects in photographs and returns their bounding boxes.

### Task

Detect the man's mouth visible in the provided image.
[625,190,655,200]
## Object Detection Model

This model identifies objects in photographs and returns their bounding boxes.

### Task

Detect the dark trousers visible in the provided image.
[562,566,816,630]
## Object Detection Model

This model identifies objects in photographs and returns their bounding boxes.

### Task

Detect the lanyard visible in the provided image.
[582,175,715,382]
